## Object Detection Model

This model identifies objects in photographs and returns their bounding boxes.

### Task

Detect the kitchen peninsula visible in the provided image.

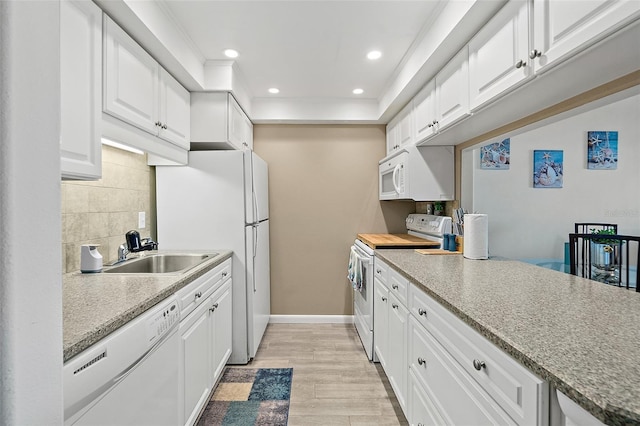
[376,249,640,425]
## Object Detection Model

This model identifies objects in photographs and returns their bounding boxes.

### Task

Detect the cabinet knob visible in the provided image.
[195,292,202,299]
[376,269,381,274]
[381,296,387,302]
[392,303,399,309]
[515,59,526,69]
[209,303,219,313]
[162,123,167,130]
[418,357,426,366]
[473,359,486,371]
[427,123,433,128]
[529,49,542,59]
[155,121,161,127]
[392,284,399,290]
[418,308,427,317]
[222,272,228,277]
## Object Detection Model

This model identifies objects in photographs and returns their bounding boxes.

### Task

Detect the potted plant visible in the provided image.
[589,228,621,281]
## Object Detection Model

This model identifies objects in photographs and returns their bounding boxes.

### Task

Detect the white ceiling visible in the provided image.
[161,1,442,102]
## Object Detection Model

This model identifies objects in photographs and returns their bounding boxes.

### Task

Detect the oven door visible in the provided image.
[350,242,374,360]
[379,153,406,200]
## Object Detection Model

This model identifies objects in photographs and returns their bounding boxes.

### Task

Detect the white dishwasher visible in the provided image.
[64,297,180,425]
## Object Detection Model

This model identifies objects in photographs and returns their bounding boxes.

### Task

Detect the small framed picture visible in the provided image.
[480,138,510,170]
[533,150,563,188]
[587,131,618,169]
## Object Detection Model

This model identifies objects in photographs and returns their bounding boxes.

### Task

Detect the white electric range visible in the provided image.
[349,214,452,360]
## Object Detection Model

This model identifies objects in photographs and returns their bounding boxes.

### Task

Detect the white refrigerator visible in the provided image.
[155,151,270,364]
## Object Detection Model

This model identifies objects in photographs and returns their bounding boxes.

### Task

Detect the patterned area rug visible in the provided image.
[197,368,293,426]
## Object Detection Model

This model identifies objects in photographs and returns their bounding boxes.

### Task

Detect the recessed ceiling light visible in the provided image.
[367,50,382,60]
[268,88,280,94]
[224,49,239,58]
[353,88,364,95]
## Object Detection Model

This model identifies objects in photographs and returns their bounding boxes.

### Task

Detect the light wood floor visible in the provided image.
[241,323,409,426]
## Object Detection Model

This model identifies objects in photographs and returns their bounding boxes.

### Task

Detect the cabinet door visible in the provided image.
[469,0,532,111]
[179,302,212,426]
[373,279,389,367]
[533,0,640,73]
[386,116,399,155]
[210,280,233,385]
[103,15,159,136]
[387,293,408,413]
[397,104,414,149]
[435,47,470,130]
[158,68,190,149]
[409,369,446,426]
[243,113,254,151]
[60,0,102,180]
[228,95,247,150]
[413,80,437,143]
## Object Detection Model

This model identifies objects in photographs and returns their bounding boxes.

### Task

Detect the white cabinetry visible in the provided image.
[191,92,253,151]
[60,0,102,180]
[177,259,232,426]
[386,103,413,155]
[103,15,190,150]
[435,47,470,131]
[407,278,549,425]
[532,0,640,74]
[373,258,409,415]
[468,0,533,111]
[413,80,437,144]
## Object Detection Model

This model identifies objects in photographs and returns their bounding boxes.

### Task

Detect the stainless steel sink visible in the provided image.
[104,253,215,274]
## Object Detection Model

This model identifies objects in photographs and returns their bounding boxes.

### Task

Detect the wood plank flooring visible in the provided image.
[239,323,408,426]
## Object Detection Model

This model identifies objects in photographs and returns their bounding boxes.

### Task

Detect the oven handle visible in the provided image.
[392,163,402,194]
[351,245,372,264]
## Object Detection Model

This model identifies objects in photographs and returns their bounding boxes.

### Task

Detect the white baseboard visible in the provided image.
[269,315,354,324]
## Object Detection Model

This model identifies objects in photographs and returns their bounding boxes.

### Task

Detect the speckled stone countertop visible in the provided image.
[63,250,232,362]
[375,249,640,426]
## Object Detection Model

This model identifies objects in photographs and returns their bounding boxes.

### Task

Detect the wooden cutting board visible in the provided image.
[415,249,462,255]
[357,233,440,249]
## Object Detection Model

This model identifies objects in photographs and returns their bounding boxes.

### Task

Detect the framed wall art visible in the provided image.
[587,131,618,169]
[480,138,510,170]
[533,150,563,188]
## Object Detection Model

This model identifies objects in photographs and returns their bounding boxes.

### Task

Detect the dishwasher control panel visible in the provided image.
[146,298,179,346]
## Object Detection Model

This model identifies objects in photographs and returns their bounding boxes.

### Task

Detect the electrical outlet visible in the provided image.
[138,211,146,229]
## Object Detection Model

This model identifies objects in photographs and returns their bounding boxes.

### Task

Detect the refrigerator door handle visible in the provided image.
[253,190,259,225]
[252,224,258,292]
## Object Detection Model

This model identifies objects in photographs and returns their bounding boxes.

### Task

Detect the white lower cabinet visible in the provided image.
[177,259,233,426]
[409,316,515,425]
[374,261,550,425]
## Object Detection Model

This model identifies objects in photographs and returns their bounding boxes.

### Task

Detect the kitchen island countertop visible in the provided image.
[63,250,232,362]
[375,249,640,426]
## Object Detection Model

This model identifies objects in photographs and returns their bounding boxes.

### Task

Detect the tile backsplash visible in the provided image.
[61,145,156,273]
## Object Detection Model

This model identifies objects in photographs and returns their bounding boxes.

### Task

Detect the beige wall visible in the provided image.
[253,124,415,315]
[61,145,156,273]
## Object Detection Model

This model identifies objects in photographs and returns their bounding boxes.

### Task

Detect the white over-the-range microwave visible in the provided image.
[379,145,455,201]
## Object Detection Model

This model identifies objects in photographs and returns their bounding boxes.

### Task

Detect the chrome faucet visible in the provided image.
[117,244,129,263]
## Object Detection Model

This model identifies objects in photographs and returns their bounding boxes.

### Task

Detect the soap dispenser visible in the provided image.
[80,244,103,273]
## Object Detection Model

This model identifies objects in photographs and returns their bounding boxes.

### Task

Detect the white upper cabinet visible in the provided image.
[532,0,640,73]
[103,15,190,150]
[60,0,102,180]
[191,92,253,151]
[385,103,413,155]
[435,47,470,131]
[158,68,191,149]
[469,1,533,111]
[413,80,437,144]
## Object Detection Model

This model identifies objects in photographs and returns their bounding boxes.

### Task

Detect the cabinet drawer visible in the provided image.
[409,284,547,425]
[388,268,408,306]
[408,317,515,425]
[177,259,231,318]
[374,258,388,285]
[408,369,445,426]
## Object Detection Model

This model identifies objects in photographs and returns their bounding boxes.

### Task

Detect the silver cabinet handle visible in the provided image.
[381,296,387,302]
[162,123,167,130]
[376,269,381,274]
[529,49,542,59]
[515,59,526,69]
[392,303,398,309]
[392,284,399,290]
[473,359,486,371]
[195,292,202,299]
[418,357,426,366]
[222,271,228,277]
[418,308,427,317]
[209,303,219,313]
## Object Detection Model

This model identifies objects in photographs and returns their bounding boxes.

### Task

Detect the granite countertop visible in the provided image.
[375,249,640,426]
[63,250,232,362]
